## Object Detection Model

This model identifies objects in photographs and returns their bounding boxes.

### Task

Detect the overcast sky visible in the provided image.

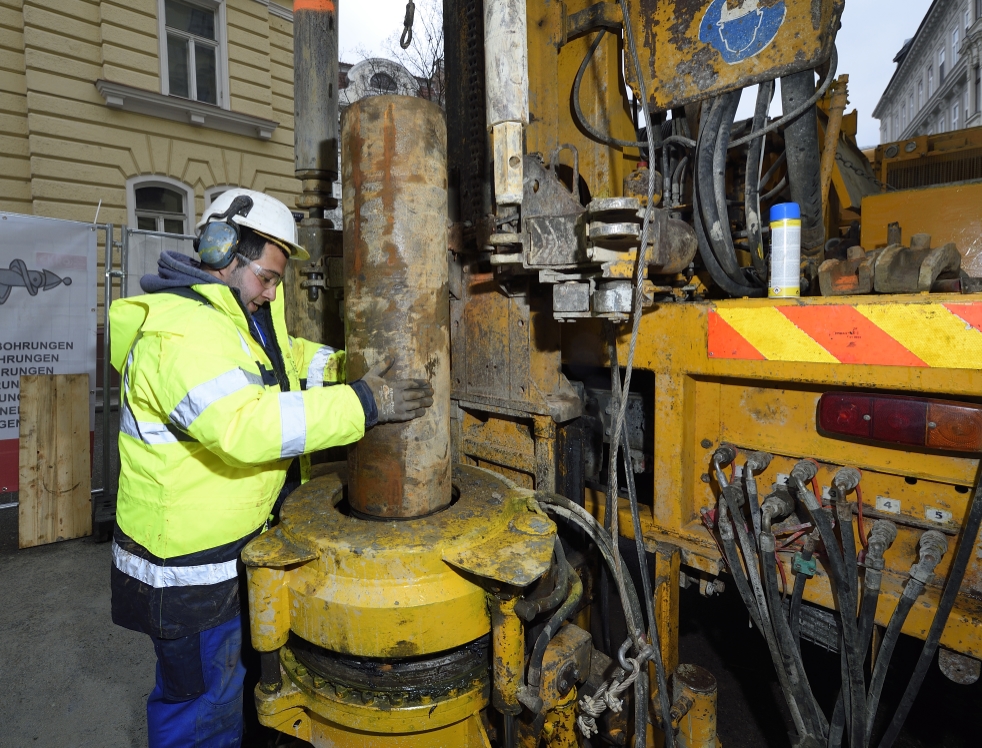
[339,0,935,149]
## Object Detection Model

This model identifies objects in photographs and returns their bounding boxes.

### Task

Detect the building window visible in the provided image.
[158,0,227,107]
[953,100,960,130]
[939,47,946,83]
[928,67,934,96]
[953,28,960,63]
[136,187,188,233]
[909,93,914,121]
[939,112,946,133]
[967,8,972,29]
[127,176,195,234]
[369,72,398,93]
[976,66,981,112]
[918,79,923,108]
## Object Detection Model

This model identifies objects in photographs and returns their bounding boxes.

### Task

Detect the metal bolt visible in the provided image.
[295,666,307,677]
[701,473,711,484]
[701,438,713,449]
[312,675,326,688]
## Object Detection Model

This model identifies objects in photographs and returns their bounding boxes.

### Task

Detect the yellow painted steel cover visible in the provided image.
[626,0,844,110]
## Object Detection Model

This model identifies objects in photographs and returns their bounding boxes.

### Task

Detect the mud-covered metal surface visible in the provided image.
[627,0,845,110]
[257,644,490,738]
[290,633,490,698]
[341,95,452,518]
[259,464,551,658]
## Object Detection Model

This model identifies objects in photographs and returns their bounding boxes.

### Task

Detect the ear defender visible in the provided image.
[195,195,255,269]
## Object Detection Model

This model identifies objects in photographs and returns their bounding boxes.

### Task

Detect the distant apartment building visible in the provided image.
[875,0,982,143]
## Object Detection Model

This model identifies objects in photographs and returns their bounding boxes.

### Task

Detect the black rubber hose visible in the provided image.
[836,500,868,748]
[745,80,774,278]
[759,150,787,190]
[527,553,582,690]
[516,539,569,621]
[864,581,920,747]
[698,94,745,284]
[789,536,816,649]
[876,482,982,748]
[536,493,675,748]
[760,537,827,738]
[718,493,809,738]
[717,496,764,632]
[780,68,826,254]
[710,91,762,288]
[828,581,883,748]
[571,30,666,150]
[796,477,866,746]
[692,99,765,297]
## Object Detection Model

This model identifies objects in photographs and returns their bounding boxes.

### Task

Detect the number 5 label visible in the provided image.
[925,507,953,524]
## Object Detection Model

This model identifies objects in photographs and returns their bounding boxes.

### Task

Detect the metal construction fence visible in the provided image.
[95,226,196,538]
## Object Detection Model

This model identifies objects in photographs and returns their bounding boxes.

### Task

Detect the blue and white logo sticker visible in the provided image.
[699,0,787,64]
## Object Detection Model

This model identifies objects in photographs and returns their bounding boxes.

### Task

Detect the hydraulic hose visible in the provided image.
[717,495,764,632]
[516,538,570,621]
[693,98,765,297]
[780,68,826,255]
[835,494,868,748]
[877,508,977,748]
[711,91,755,286]
[527,552,582,692]
[536,492,675,748]
[789,532,817,649]
[745,80,774,278]
[828,519,897,748]
[760,531,827,738]
[698,94,747,285]
[793,468,867,746]
[865,530,948,747]
[713,450,809,739]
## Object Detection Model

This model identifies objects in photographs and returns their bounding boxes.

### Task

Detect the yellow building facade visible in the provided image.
[0,0,300,313]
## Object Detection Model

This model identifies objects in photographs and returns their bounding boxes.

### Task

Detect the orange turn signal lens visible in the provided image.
[818,393,982,453]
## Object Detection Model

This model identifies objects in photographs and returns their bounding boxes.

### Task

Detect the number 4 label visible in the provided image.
[926,507,953,524]
[876,496,901,514]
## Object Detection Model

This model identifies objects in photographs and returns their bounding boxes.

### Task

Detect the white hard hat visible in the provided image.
[198,188,309,261]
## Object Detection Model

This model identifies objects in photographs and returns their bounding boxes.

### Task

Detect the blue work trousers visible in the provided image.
[147,616,246,748]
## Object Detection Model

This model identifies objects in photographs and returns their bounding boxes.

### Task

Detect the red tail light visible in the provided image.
[818,393,982,453]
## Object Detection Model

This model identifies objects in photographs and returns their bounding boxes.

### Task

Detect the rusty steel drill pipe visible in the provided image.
[342,95,451,518]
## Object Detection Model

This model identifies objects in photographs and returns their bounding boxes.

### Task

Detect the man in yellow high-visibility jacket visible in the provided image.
[108,188,432,748]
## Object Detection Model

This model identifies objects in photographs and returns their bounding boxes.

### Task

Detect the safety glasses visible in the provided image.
[235,253,283,289]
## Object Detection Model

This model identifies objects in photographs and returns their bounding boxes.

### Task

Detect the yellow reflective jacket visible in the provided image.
[109,282,364,560]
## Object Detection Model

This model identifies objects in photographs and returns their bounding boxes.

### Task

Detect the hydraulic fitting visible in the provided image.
[832,466,862,495]
[865,520,898,571]
[712,444,737,487]
[745,451,773,472]
[712,444,737,467]
[760,486,794,530]
[791,459,818,484]
[909,530,948,585]
[792,552,817,578]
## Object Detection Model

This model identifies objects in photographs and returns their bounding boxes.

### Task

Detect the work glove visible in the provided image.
[361,357,434,423]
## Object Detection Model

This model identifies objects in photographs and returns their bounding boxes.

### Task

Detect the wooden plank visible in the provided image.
[18,374,91,549]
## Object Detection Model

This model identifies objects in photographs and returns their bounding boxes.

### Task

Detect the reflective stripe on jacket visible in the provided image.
[108,282,364,561]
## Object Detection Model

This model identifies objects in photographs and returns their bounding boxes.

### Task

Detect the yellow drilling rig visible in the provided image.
[244,1,982,746]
